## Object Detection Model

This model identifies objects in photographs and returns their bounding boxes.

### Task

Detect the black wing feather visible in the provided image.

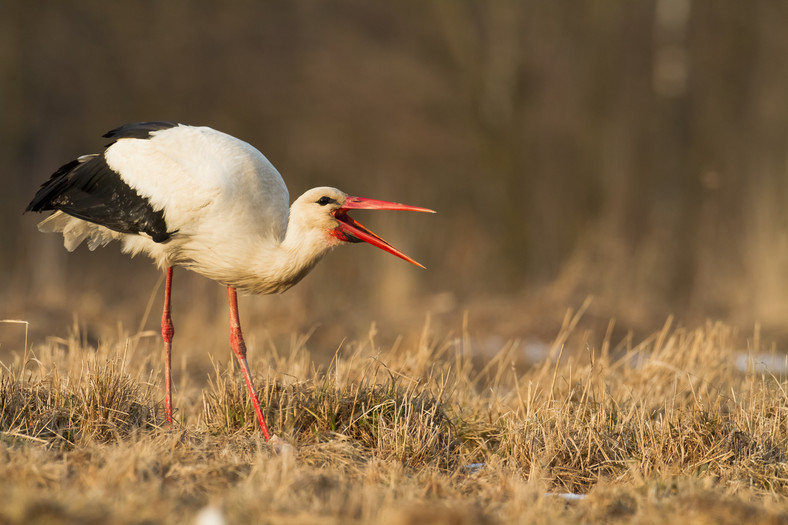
[103,121,179,142]
[26,143,172,243]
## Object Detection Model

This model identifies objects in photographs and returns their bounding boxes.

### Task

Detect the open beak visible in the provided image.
[332,196,435,268]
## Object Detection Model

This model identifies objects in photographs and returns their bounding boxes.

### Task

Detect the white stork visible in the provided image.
[27,122,433,441]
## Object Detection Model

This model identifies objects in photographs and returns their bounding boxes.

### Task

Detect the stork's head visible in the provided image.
[291,187,434,268]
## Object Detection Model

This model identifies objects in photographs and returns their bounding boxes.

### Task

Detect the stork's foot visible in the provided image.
[160,413,180,431]
[267,434,296,456]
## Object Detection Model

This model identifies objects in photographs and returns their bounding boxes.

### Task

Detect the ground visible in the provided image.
[2,310,788,524]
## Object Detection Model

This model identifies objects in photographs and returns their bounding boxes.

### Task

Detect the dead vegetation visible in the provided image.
[2,312,788,524]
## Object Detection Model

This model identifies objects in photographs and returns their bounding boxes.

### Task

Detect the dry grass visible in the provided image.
[2,311,788,524]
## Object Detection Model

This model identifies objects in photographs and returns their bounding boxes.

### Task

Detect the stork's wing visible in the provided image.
[103,121,179,142]
[26,152,172,242]
[28,122,291,246]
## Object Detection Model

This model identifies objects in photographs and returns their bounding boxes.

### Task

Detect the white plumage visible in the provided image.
[28,122,433,440]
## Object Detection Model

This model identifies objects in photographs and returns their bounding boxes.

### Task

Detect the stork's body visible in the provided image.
[27,122,432,440]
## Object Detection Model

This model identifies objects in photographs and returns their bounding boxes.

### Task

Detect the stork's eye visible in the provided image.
[316,196,334,206]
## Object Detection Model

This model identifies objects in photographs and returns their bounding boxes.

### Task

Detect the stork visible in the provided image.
[26,122,433,441]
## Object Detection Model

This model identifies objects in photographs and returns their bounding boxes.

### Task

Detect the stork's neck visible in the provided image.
[239,211,338,295]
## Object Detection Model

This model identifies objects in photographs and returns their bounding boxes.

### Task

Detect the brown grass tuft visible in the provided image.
[1,335,159,447]
[202,345,458,468]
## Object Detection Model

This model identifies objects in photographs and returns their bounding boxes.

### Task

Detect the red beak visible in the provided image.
[332,196,435,268]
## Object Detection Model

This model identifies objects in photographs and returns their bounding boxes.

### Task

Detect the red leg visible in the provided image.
[161,267,175,424]
[227,286,272,441]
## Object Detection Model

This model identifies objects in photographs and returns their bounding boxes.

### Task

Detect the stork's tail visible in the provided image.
[38,211,122,252]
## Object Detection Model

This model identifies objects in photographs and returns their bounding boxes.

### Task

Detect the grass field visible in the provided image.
[2,308,788,524]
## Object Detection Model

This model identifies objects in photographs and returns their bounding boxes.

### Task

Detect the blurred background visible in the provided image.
[4,1,788,361]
